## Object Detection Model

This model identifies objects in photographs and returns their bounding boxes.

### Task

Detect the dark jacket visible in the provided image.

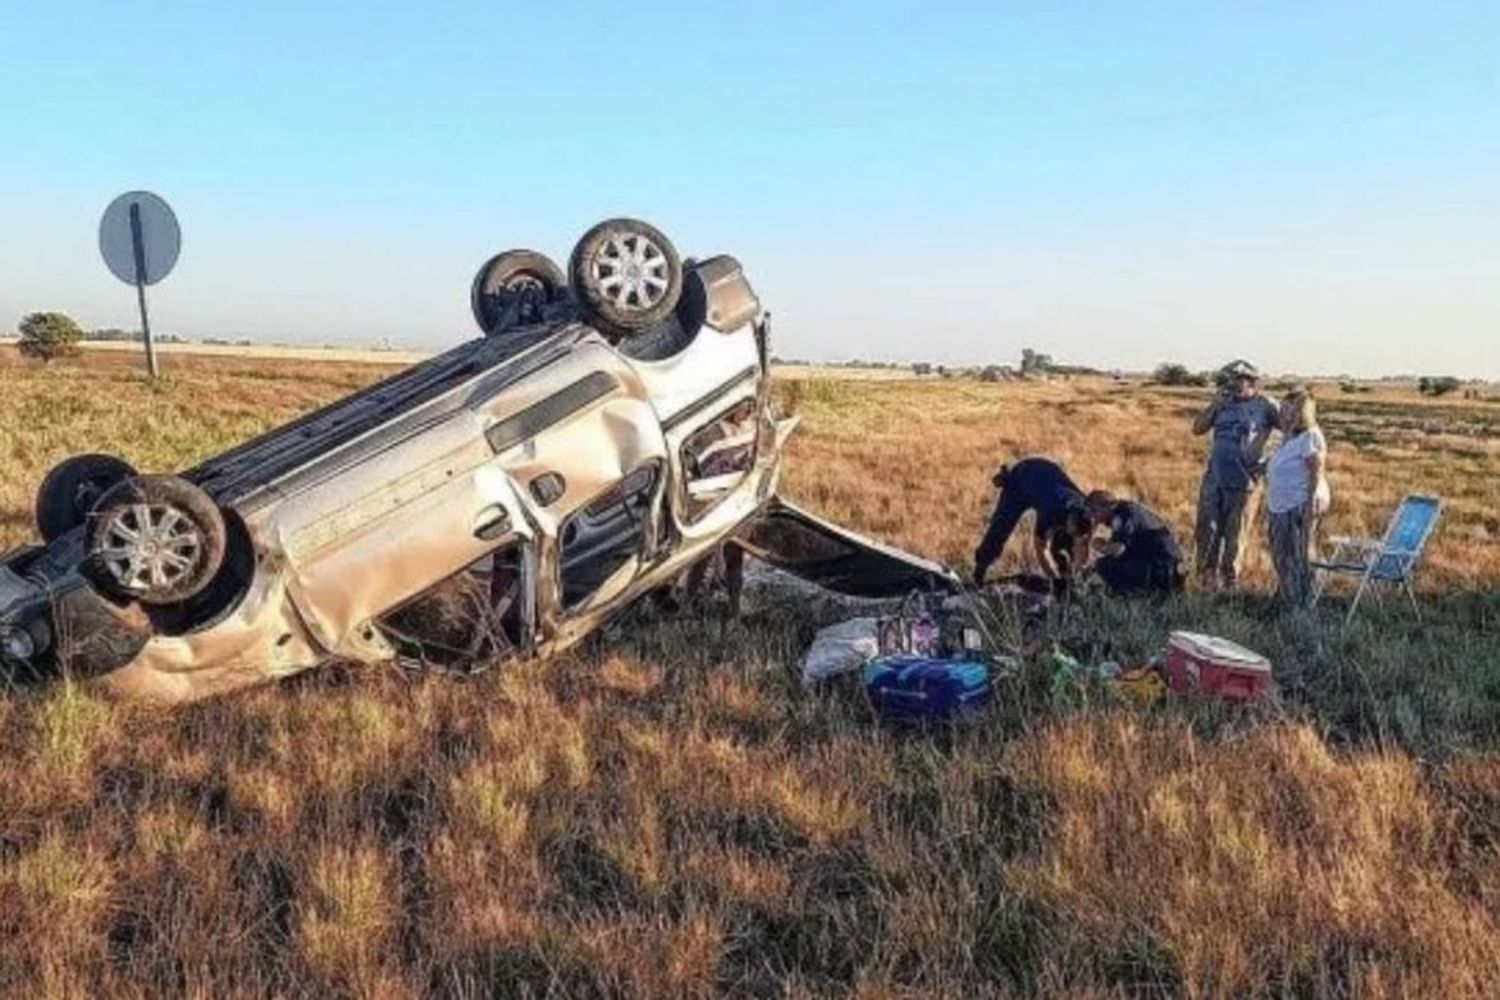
[974,458,1086,578]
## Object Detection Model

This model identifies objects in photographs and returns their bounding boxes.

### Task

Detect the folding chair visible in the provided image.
[1312,495,1442,625]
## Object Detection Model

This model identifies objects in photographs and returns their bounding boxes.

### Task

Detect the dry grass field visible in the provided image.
[1,347,1498,997]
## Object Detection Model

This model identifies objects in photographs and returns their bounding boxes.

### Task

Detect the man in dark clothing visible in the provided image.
[1084,490,1185,597]
[973,458,1090,587]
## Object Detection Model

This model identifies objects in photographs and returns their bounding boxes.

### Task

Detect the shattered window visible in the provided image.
[560,462,661,609]
[681,399,757,520]
[377,542,527,671]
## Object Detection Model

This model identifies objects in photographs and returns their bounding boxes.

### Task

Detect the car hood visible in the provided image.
[737,497,962,598]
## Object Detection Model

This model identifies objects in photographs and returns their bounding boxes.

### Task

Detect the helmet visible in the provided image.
[1221,359,1260,380]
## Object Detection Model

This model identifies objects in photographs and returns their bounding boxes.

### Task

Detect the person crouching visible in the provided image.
[1084,490,1185,597]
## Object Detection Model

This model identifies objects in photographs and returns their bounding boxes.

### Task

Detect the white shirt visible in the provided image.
[1266,427,1329,514]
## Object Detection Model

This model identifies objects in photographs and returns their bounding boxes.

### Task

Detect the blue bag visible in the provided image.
[861,654,992,721]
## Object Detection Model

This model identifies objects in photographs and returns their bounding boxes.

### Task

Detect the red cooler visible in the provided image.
[1163,631,1274,702]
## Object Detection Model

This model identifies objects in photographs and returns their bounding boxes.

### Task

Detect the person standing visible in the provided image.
[973,457,1089,587]
[1191,359,1281,588]
[1265,387,1330,608]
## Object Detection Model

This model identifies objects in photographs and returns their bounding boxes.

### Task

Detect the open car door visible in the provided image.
[736,497,962,598]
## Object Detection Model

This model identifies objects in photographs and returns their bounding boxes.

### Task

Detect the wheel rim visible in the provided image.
[501,272,546,294]
[97,503,203,594]
[589,232,671,312]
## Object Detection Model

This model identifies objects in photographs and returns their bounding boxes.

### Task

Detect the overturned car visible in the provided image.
[0,218,958,702]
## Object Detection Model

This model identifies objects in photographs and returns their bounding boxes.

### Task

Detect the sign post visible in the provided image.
[100,191,180,377]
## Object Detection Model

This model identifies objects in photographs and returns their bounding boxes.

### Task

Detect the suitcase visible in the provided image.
[861,654,992,720]
[1163,631,1274,702]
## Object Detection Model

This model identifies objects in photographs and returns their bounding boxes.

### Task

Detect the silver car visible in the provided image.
[0,219,957,702]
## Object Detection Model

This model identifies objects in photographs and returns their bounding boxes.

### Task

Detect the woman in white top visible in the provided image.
[1264,387,1330,607]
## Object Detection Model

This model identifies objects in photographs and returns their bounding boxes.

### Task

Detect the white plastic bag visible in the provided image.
[802,617,880,686]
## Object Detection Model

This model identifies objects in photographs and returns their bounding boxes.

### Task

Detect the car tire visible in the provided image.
[470,249,567,335]
[35,453,138,542]
[85,475,228,606]
[569,218,683,338]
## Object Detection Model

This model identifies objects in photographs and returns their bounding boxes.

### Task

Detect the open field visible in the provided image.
[0,335,433,367]
[1,347,1499,996]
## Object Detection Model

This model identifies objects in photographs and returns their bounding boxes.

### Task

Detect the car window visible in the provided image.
[377,540,529,668]
[559,462,662,610]
[680,399,757,521]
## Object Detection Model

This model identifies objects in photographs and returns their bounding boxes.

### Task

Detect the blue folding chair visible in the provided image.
[1312,495,1442,625]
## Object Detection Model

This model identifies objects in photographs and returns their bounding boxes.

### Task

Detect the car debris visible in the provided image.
[0,218,959,702]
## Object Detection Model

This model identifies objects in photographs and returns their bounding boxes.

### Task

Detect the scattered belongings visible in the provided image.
[877,593,941,657]
[1162,631,1274,702]
[862,654,993,721]
[1108,665,1169,705]
[802,616,881,685]
[798,586,1275,720]
[800,592,986,686]
[1044,648,1089,706]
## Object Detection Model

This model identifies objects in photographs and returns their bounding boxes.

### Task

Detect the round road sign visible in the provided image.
[99,191,180,286]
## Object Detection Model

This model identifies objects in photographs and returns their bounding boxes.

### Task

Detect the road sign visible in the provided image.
[99,191,180,376]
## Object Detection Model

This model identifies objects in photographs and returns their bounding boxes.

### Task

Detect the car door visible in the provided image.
[477,339,669,633]
[735,497,963,598]
[273,409,533,653]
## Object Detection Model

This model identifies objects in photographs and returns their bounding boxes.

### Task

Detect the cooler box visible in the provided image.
[861,655,992,720]
[1163,631,1274,702]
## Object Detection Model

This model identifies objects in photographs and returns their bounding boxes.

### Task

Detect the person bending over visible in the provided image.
[973,457,1090,587]
[1084,490,1185,597]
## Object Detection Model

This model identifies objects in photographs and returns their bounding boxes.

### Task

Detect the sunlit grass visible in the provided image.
[0,349,1497,995]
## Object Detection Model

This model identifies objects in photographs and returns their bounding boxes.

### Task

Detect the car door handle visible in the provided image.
[473,506,512,541]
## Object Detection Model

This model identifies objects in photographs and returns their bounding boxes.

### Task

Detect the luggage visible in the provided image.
[861,654,992,720]
[1163,631,1274,702]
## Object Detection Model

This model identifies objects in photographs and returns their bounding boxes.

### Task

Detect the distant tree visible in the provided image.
[912,362,932,376]
[978,365,1007,383]
[1152,362,1208,387]
[1020,348,1054,376]
[17,311,83,361]
[1418,376,1461,397]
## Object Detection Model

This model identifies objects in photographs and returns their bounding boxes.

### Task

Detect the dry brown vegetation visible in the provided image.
[1,347,1498,997]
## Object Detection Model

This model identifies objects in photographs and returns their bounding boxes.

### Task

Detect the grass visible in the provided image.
[1,347,1498,996]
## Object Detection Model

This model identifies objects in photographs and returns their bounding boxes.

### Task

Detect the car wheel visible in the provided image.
[569,218,683,338]
[35,453,138,542]
[470,249,566,335]
[85,475,228,606]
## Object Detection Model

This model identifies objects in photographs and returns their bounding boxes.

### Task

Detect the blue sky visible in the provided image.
[1,2,1496,376]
